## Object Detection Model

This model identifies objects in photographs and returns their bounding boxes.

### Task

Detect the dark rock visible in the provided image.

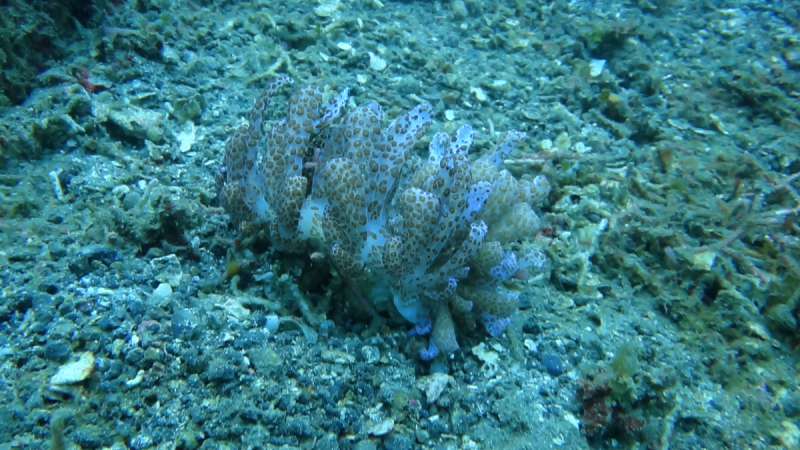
[541,354,564,376]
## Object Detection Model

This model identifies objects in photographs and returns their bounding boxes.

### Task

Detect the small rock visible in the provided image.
[314,434,340,450]
[450,0,468,19]
[766,304,797,332]
[321,349,355,364]
[361,345,380,364]
[170,309,200,340]
[43,341,71,360]
[107,105,165,143]
[353,440,377,450]
[150,254,183,287]
[784,49,800,69]
[172,93,205,124]
[383,433,413,450]
[541,354,564,376]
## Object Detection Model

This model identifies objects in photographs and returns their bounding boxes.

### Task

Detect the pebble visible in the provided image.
[541,354,564,376]
[361,345,380,364]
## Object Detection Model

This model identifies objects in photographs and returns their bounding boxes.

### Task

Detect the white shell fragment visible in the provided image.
[50,352,95,385]
[367,418,394,436]
[314,0,341,17]
[692,249,717,270]
[151,282,173,301]
[416,372,455,404]
[368,52,387,71]
[709,113,730,135]
[589,59,606,77]
[176,122,197,153]
[470,86,488,102]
